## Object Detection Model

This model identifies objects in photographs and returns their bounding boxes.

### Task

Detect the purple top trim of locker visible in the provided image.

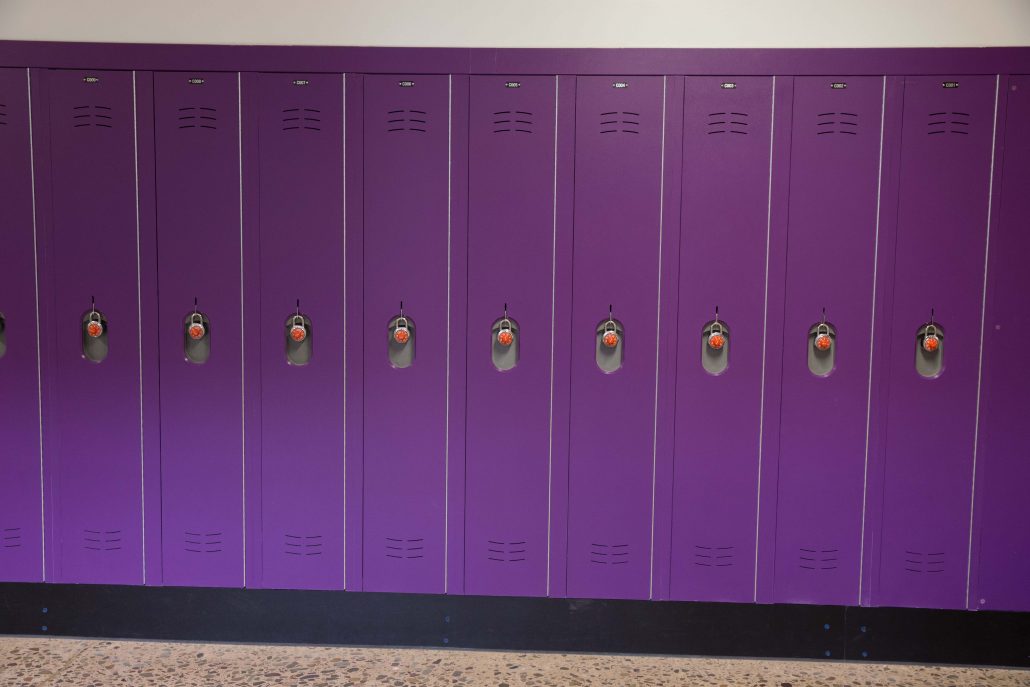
[2,41,1030,75]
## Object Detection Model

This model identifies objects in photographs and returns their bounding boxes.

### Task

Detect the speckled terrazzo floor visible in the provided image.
[0,638,1026,687]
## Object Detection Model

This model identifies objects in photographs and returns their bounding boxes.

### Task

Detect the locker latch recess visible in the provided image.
[286,309,312,366]
[916,317,944,378]
[701,312,729,375]
[388,306,415,369]
[491,306,519,371]
[184,304,211,365]
[596,308,624,373]
[808,312,837,377]
[82,303,109,363]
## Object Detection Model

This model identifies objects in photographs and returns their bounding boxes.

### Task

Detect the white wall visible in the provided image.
[0,0,1028,48]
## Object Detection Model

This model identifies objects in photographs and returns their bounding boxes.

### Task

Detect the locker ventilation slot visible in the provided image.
[492,110,533,134]
[599,111,640,134]
[486,540,527,563]
[385,537,424,559]
[284,533,323,556]
[282,107,322,132]
[904,550,945,574]
[387,109,428,133]
[694,544,735,567]
[0,103,7,126]
[177,106,218,130]
[2,527,22,549]
[184,531,223,554]
[816,112,858,136]
[589,543,629,565]
[83,529,122,551]
[72,105,113,129]
[799,547,838,571]
[927,112,970,135]
[707,112,750,135]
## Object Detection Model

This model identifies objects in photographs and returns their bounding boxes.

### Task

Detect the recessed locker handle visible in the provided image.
[388,307,414,369]
[184,308,211,364]
[81,304,109,363]
[808,317,837,377]
[701,313,729,375]
[492,309,519,371]
[286,311,312,366]
[916,318,944,378]
[596,308,624,373]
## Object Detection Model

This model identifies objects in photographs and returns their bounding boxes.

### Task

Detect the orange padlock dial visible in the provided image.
[708,332,726,350]
[86,320,104,338]
[290,324,307,343]
[188,323,205,340]
[393,327,410,345]
[602,330,620,348]
[497,329,514,347]
[814,333,833,351]
[922,334,940,353]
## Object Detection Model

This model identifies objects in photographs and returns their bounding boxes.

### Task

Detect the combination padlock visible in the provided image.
[601,320,620,348]
[814,322,833,351]
[707,321,727,350]
[85,311,104,339]
[496,318,515,347]
[289,315,308,343]
[922,324,940,353]
[393,316,411,345]
[187,312,206,340]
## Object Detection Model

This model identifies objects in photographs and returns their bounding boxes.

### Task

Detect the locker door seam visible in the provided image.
[648,75,668,601]
[768,76,796,600]
[342,71,348,590]
[857,75,889,606]
[665,76,688,600]
[27,67,46,582]
[238,71,247,587]
[444,73,453,594]
[132,70,147,584]
[753,75,776,603]
[965,73,1001,609]
[546,73,559,598]
[871,77,908,605]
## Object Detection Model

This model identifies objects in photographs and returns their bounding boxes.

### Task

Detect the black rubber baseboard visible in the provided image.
[1,584,1028,667]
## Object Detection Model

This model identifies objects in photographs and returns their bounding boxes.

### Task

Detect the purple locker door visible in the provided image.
[875,75,997,609]
[971,75,1030,612]
[362,75,451,594]
[465,76,556,597]
[772,77,885,605]
[567,76,666,601]
[255,73,345,590]
[154,72,243,587]
[0,68,43,582]
[670,77,773,602]
[44,70,143,584]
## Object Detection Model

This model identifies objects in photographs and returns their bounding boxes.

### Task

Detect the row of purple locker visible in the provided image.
[0,68,1028,612]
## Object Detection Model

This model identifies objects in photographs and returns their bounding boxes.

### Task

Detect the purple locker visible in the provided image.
[464,76,556,597]
[772,77,885,605]
[874,75,997,609]
[567,76,666,600]
[0,68,43,582]
[43,70,143,584]
[670,77,773,602]
[255,73,345,590]
[154,72,243,587]
[971,75,1030,612]
[362,75,451,594]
